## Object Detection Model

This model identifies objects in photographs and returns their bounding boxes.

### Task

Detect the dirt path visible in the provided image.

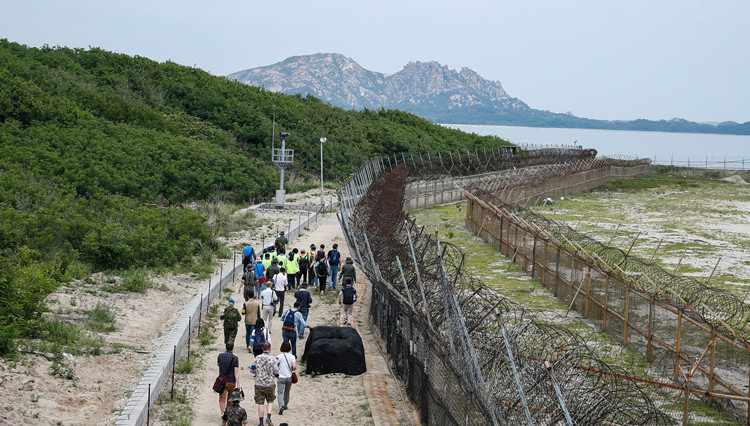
[185,214,419,426]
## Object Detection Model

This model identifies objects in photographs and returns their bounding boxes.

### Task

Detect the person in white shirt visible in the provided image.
[260,285,277,327]
[276,341,297,415]
[273,267,289,317]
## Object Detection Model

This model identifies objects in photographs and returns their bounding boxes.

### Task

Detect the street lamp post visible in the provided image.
[319,137,326,206]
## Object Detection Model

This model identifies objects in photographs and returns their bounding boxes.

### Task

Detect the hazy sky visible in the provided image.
[2,0,748,123]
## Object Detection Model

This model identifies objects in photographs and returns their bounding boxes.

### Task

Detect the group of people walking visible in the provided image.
[217,232,359,426]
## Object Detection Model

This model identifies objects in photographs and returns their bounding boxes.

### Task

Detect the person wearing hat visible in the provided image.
[222,388,248,426]
[221,299,242,344]
[297,249,310,287]
[293,283,313,338]
[265,259,280,286]
[274,231,288,253]
[341,257,357,283]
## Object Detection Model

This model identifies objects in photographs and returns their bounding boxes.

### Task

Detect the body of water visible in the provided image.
[444,124,750,169]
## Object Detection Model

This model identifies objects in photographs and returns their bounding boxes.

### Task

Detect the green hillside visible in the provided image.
[0,39,509,354]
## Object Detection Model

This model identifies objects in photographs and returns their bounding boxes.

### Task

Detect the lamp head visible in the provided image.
[320,137,327,143]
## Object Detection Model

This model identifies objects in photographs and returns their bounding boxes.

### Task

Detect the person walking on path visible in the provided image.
[276,250,287,271]
[272,268,288,317]
[338,277,357,327]
[327,243,341,290]
[251,318,271,357]
[239,262,257,299]
[222,299,242,344]
[293,283,313,338]
[308,244,318,287]
[260,286,277,327]
[222,389,249,426]
[243,291,262,352]
[265,259,280,288]
[280,302,311,357]
[217,342,240,415]
[340,257,356,283]
[275,341,296,415]
[285,249,299,290]
[297,249,310,287]
[254,260,266,293]
[313,257,329,295]
[251,341,279,426]
[274,231,288,253]
[242,242,256,271]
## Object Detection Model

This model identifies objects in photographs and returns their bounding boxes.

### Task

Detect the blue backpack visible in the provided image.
[282,309,296,330]
[253,328,267,350]
[329,250,341,265]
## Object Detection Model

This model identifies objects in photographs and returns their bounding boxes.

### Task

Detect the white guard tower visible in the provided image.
[272,132,294,208]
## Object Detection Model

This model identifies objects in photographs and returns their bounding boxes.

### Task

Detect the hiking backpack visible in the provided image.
[316,260,329,276]
[253,328,267,350]
[342,286,355,304]
[328,250,340,265]
[282,309,296,330]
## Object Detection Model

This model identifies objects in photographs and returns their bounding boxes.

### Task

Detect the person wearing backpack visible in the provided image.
[253,260,266,293]
[314,258,329,295]
[285,249,299,290]
[221,299,242,344]
[242,242,256,271]
[341,257,357,283]
[308,244,318,287]
[297,249,310,286]
[280,302,311,357]
[250,318,271,357]
[293,283,313,338]
[338,277,357,327]
[327,243,341,290]
[238,263,257,299]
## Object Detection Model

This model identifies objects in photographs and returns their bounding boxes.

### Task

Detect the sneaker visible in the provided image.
[279,406,284,415]
[266,419,274,426]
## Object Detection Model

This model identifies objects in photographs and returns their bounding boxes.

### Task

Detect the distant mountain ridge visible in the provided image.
[228,54,750,135]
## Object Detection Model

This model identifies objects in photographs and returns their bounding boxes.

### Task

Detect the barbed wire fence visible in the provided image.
[334,147,707,424]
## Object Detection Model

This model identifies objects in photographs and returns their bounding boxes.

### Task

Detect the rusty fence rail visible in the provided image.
[464,186,750,424]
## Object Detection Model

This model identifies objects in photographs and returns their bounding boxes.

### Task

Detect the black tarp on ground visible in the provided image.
[302,326,367,375]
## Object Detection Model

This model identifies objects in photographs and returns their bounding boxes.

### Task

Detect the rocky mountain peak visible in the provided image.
[227,54,511,111]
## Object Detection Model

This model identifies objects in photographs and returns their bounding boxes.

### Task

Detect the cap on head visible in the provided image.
[228,299,235,304]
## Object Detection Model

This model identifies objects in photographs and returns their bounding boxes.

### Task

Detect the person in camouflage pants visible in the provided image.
[222,299,242,344]
[222,389,249,426]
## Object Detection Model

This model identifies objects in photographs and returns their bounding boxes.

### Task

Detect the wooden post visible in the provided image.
[522,231,528,272]
[530,232,537,278]
[709,329,716,406]
[542,241,548,285]
[570,256,577,303]
[602,276,609,330]
[675,311,683,381]
[647,298,654,361]
[554,247,561,296]
[623,286,630,345]
[584,266,591,317]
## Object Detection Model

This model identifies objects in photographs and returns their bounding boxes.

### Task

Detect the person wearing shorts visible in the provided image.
[251,341,278,426]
